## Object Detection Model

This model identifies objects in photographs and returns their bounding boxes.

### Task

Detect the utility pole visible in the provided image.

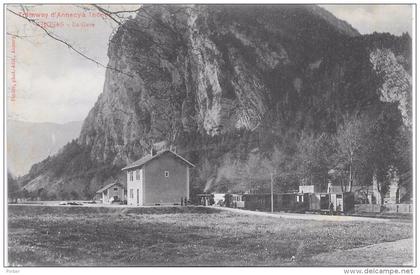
[271,172,274,213]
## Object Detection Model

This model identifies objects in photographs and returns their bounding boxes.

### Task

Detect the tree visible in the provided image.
[239,146,291,193]
[70,191,80,200]
[215,149,276,193]
[8,171,20,203]
[21,188,29,199]
[296,133,334,190]
[37,188,49,201]
[394,125,412,200]
[241,152,273,192]
[364,106,402,204]
[58,190,71,200]
[334,114,369,192]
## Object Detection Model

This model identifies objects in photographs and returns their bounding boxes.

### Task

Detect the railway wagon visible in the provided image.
[307,192,354,213]
[224,194,244,208]
[196,193,214,206]
[243,193,308,212]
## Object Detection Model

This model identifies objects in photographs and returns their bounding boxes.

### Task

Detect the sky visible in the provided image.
[321,5,413,36]
[6,4,138,123]
[5,4,414,124]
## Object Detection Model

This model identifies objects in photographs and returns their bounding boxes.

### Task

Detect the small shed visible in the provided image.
[96,182,125,204]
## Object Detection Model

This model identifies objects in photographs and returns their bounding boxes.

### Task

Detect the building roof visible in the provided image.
[96,182,123,194]
[328,185,344,194]
[121,150,195,171]
[352,184,375,192]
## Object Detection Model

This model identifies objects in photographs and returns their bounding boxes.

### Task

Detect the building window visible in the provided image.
[164,171,169,177]
[130,189,133,199]
[136,169,140,180]
[296,195,304,202]
[114,187,118,191]
[129,171,133,181]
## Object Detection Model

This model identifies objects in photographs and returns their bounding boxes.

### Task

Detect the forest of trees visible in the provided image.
[189,103,411,205]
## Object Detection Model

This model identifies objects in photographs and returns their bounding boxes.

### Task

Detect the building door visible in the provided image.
[320,194,329,210]
[136,189,139,205]
[336,194,343,212]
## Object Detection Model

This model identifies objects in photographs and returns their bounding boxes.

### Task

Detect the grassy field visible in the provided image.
[7,205,413,266]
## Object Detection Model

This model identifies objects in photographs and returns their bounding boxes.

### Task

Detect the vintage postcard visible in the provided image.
[3,2,416,271]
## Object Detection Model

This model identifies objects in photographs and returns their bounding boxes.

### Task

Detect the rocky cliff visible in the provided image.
[19,5,411,199]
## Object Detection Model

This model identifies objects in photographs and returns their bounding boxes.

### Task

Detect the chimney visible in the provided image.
[150,147,157,156]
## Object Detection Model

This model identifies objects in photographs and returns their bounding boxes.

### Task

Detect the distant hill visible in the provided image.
[7,120,83,176]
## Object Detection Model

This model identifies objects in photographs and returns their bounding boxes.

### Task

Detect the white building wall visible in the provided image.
[127,168,144,206]
[372,174,382,204]
[102,192,107,204]
[187,167,190,200]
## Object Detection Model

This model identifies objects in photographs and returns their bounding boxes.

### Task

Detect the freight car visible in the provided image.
[196,193,214,206]
[306,192,354,213]
[242,193,308,213]
[224,194,245,208]
[197,191,354,214]
[233,192,354,214]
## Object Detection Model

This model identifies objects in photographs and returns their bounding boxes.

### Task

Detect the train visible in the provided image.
[197,191,355,214]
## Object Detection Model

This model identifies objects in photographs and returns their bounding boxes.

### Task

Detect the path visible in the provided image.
[220,207,393,223]
[307,238,414,266]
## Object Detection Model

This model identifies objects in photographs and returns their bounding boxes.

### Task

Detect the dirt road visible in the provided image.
[220,207,393,223]
[307,238,414,266]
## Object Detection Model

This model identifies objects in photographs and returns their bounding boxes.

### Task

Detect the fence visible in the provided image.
[355,204,381,213]
[383,204,412,213]
[355,204,412,214]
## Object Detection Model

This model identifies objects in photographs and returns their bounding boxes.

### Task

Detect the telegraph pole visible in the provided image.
[270,172,274,213]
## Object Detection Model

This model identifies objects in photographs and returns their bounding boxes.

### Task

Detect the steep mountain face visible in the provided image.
[7,120,82,176]
[79,4,359,158]
[370,48,412,127]
[19,5,411,199]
